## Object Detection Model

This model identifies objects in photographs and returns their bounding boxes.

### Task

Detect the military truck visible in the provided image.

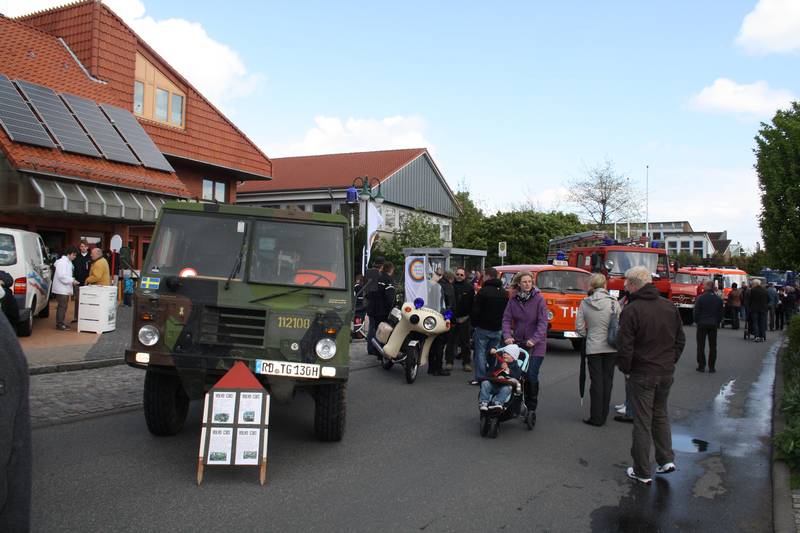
[125,202,352,441]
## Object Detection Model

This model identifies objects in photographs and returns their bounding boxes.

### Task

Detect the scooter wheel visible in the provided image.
[404,345,419,384]
[480,415,490,437]
[488,417,500,439]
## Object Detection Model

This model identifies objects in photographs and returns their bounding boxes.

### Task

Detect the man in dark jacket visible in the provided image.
[366,262,396,358]
[71,240,91,323]
[470,267,508,384]
[446,267,474,372]
[428,271,455,376]
[617,266,686,485]
[0,313,31,531]
[694,280,723,372]
[749,279,769,342]
[364,256,385,356]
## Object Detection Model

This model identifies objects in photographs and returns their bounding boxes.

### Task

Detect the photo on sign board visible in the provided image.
[212,391,236,423]
[207,427,233,465]
[234,428,261,465]
[237,392,263,425]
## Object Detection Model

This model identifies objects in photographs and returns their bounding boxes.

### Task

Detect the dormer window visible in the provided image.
[134,52,185,128]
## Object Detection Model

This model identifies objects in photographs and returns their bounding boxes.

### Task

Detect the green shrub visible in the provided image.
[788,315,800,355]
[776,421,800,471]
[783,382,800,417]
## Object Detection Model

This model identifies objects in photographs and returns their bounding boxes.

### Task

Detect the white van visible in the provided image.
[0,228,53,336]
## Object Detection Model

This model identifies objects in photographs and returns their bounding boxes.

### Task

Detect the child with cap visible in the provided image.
[479,344,525,412]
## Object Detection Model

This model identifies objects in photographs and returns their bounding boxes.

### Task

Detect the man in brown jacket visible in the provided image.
[85,247,111,286]
[616,266,686,485]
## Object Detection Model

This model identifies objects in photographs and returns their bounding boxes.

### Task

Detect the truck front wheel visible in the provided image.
[143,370,189,436]
[314,382,346,442]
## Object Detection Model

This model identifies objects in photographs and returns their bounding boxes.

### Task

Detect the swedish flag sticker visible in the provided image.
[141,277,161,289]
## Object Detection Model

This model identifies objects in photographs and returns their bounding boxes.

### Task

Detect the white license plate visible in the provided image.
[563,331,580,338]
[255,360,320,379]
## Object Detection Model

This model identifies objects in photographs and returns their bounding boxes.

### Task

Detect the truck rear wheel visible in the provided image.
[314,382,346,442]
[143,370,189,436]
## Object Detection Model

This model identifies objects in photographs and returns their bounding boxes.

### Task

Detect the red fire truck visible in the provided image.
[547,231,672,300]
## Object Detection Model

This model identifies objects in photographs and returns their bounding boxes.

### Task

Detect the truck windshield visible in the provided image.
[536,270,590,292]
[606,251,658,276]
[147,213,247,279]
[674,273,712,284]
[248,220,346,289]
[722,274,748,289]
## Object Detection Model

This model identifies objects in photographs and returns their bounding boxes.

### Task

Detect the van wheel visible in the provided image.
[314,382,346,441]
[404,344,419,384]
[143,370,189,436]
[17,300,35,337]
[570,338,583,351]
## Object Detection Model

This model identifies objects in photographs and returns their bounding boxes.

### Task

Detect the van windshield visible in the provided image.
[248,220,346,289]
[0,234,16,266]
[536,270,590,292]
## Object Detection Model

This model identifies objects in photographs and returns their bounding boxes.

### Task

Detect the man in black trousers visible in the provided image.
[694,280,723,373]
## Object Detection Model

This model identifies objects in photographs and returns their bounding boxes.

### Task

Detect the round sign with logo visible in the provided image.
[408,258,425,281]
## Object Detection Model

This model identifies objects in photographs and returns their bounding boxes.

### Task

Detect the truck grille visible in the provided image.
[199,306,267,348]
[673,294,694,305]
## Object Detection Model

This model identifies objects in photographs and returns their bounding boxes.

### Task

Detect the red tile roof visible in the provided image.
[16,1,272,180]
[238,148,428,193]
[0,14,189,196]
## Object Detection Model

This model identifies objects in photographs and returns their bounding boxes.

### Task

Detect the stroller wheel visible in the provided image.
[480,415,490,437]
[488,417,500,439]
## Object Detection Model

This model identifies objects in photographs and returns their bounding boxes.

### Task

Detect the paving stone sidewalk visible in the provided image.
[30,339,378,427]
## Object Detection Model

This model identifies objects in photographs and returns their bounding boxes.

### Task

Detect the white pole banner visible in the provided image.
[404,255,428,304]
[364,203,384,268]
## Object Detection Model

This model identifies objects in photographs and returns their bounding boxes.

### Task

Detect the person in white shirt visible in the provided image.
[52,246,79,331]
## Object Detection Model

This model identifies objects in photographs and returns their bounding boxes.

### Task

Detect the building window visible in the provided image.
[312,204,332,214]
[155,88,169,121]
[693,240,704,249]
[133,81,144,114]
[680,241,690,250]
[652,232,662,240]
[170,94,183,126]
[440,223,452,242]
[382,206,396,229]
[202,179,226,202]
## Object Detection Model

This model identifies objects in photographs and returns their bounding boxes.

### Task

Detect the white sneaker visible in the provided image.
[656,462,676,474]
[616,405,627,415]
[626,467,652,485]
[479,402,488,412]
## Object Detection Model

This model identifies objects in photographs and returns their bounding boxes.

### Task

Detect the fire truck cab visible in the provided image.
[547,231,672,301]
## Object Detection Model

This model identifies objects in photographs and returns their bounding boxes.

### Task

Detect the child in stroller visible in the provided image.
[479,344,535,438]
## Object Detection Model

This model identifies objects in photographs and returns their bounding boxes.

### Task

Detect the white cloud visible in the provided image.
[269,115,433,157]
[736,0,800,54]
[690,78,795,117]
[0,0,260,111]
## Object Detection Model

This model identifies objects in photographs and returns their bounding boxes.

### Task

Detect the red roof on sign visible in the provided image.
[238,148,427,193]
[213,361,265,390]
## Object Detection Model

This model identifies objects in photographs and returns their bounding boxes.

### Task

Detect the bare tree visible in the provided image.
[566,159,641,225]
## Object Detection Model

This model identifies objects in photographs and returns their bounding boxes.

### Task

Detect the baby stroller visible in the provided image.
[479,347,536,438]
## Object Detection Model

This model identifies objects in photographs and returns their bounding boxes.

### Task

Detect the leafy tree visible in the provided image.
[566,159,642,226]
[452,190,488,252]
[755,102,800,269]
[483,210,584,267]
[374,212,443,269]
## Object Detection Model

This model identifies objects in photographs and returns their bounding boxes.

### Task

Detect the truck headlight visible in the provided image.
[315,338,337,360]
[547,310,554,321]
[423,316,437,330]
[138,324,160,346]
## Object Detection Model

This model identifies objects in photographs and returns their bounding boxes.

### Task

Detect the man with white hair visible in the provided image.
[616,266,686,485]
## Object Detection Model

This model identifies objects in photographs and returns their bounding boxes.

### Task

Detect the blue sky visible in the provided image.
[6,0,800,250]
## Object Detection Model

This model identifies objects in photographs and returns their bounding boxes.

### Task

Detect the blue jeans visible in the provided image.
[479,381,512,405]
[473,327,502,380]
[624,375,635,418]
[527,356,544,383]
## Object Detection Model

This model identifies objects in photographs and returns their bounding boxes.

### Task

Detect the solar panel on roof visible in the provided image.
[15,79,101,158]
[0,74,56,149]
[100,104,174,173]
[60,93,140,166]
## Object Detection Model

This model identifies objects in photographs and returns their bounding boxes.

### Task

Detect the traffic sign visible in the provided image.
[498,241,507,258]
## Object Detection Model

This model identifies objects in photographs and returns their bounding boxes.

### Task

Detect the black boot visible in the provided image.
[525,381,539,426]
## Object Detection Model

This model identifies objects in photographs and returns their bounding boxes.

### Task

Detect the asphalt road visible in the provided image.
[31,326,777,532]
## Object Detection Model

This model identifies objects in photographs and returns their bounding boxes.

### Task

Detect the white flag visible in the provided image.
[364,202,384,268]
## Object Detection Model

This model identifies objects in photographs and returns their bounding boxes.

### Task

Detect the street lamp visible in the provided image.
[351,176,384,274]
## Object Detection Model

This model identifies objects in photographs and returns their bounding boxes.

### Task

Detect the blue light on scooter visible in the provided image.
[414,297,425,309]
[443,310,453,321]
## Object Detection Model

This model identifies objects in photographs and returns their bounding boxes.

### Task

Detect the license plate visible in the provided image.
[255,360,320,379]
[563,331,580,338]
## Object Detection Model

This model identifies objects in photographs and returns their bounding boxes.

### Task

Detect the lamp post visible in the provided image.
[350,176,384,275]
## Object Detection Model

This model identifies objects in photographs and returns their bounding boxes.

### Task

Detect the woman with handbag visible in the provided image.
[576,273,620,426]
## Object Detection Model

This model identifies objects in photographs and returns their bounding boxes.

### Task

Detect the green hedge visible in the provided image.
[777,315,800,473]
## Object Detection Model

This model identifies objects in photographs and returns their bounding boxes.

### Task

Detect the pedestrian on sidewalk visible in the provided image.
[777,286,786,330]
[749,279,768,342]
[575,273,619,426]
[428,271,454,376]
[85,247,111,286]
[741,282,751,337]
[53,246,80,331]
[0,312,31,531]
[616,266,686,485]
[502,271,548,426]
[446,267,474,372]
[364,256,384,357]
[470,267,508,385]
[0,270,19,327]
[767,283,779,331]
[123,269,134,306]
[694,280,723,372]
[366,261,396,357]
[726,283,742,330]
[71,240,91,323]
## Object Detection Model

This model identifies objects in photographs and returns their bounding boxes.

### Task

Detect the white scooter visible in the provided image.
[371,298,451,383]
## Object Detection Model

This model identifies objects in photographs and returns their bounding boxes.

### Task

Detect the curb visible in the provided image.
[28,357,126,376]
[773,339,796,533]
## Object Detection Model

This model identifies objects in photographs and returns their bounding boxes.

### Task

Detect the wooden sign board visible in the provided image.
[196,362,270,485]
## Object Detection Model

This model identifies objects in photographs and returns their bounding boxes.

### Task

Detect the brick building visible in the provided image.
[0,1,271,266]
